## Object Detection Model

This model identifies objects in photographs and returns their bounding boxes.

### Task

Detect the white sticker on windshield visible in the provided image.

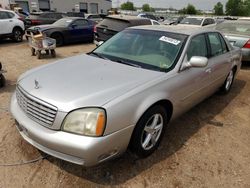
[159,36,181,45]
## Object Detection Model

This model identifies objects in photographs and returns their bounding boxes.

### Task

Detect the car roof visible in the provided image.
[0,8,14,13]
[107,15,150,21]
[185,16,213,19]
[129,25,215,36]
[217,20,250,25]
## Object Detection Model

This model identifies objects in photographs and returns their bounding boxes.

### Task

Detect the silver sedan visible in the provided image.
[216,20,250,62]
[11,25,242,166]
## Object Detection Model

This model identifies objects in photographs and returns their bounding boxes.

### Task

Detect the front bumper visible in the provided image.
[10,92,134,166]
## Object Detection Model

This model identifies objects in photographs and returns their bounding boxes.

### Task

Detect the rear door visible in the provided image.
[0,11,14,34]
[206,32,232,90]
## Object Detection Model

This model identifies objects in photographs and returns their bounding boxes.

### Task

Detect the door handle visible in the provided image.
[9,20,13,22]
[205,68,212,73]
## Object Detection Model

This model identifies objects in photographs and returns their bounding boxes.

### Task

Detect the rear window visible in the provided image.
[216,22,250,35]
[97,18,130,31]
[180,18,203,25]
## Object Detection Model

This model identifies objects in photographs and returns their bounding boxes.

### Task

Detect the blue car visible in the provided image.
[25,17,96,46]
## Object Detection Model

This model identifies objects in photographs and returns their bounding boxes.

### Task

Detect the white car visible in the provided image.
[0,9,25,42]
[179,16,216,27]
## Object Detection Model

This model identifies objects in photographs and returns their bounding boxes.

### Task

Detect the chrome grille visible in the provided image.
[16,86,57,127]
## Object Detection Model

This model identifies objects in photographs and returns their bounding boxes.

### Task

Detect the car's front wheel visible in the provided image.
[130,105,168,157]
[221,69,235,94]
[51,33,64,47]
[12,28,23,42]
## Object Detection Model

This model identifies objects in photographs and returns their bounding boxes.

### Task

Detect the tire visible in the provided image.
[130,105,168,158]
[0,74,6,88]
[31,48,35,56]
[220,69,235,94]
[12,28,23,42]
[36,50,41,59]
[51,33,63,47]
[51,49,56,58]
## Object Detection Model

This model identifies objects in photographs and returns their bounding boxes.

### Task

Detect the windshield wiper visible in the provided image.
[89,52,109,60]
[113,59,141,68]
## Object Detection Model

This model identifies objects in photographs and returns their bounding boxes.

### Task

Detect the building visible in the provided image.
[0,0,112,14]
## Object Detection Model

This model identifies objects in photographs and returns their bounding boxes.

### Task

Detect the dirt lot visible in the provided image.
[0,39,250,188]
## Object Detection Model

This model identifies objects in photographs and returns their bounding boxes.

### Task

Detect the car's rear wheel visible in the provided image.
[0,74,6,88]
[51,33,63,47]
[12,28,23,42]
[130,105,168,157]
[221,69,235,94]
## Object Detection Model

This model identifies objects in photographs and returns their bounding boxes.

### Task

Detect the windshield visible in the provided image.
[93,29,187,72]
[180,18,203,25]
[216,22,250,35]
[52,18,73,27]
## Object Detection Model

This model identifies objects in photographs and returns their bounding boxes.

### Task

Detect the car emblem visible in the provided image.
[34,79,40,89]
[103,28,107,32]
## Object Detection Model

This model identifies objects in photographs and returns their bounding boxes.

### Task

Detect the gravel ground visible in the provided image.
[0,39,250,188]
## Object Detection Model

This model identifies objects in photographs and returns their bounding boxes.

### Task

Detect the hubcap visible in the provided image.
[141,114,163,150]
[225,70,234,91]
[15,30,22,41]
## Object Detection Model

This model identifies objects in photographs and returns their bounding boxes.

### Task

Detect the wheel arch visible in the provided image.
[12,26,24,34]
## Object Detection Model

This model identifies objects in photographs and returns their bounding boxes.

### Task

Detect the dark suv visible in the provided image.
[25,12,67,28]
[94,15,152,43]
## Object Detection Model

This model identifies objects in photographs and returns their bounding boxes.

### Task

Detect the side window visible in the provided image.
[73,19,88,27]
[219,34,229,53]
[6,12,14,18]
[202,19,209,26]
[208,33,224,57]
[0,11,9,19]
[210,19,215,24]
[187,34,208,61]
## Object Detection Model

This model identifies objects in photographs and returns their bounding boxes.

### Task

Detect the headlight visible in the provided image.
[62,108,106,137]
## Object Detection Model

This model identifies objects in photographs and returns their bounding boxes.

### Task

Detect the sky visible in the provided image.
[112,0,228,10]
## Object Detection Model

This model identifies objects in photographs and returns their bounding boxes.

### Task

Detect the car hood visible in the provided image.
[17,54,163,112]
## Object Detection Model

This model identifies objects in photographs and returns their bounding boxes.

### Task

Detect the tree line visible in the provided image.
[120,0,250,16]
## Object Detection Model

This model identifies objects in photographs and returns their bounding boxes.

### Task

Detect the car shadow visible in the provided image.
[46,78,246,185]
[241,62,250,70]
[0,38,27,47]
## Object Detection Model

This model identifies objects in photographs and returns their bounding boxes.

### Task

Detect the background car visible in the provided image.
[11,25,241,166]
[162,16,185,25]
[215,20,250,62]
[25,12,67,28]
[137,13,158,21]
[66,12,85,18]
[0,9,25,42]
[94,15,155,44]
[85,14,103,23]
[179,16,215,27]
[26,17,95,46]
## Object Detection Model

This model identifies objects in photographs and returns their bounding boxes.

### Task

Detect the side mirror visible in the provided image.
[189,56,208,67]
[182,56,208,70]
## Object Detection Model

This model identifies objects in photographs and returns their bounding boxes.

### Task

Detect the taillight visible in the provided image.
[94,25,97,33]
[31,20,41,25]
[243,40,250,48]
[18,17,23,21]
